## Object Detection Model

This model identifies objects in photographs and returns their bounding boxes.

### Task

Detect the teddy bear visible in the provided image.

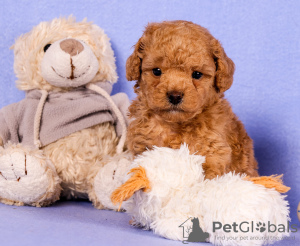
[110,144,290,245]
[0,16,130,209]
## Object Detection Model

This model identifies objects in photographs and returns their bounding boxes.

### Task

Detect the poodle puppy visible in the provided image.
[126,20,258,179]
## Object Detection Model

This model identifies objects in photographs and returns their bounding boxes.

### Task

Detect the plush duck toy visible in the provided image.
[110,144,290,245]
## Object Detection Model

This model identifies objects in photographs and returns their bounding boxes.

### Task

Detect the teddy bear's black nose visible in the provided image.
[60,39,84,56]
[167,91,184,105]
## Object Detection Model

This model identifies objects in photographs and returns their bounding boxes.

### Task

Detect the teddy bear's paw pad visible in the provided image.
[0,152,53,204]
[0,152,29,181]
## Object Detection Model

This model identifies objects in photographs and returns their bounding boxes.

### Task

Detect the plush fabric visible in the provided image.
[0,17,129,209]
[93,151,133,210]
[111,145,291,245]
[0,143,61,206]
[41,38,100,87]
[0,82,128,148]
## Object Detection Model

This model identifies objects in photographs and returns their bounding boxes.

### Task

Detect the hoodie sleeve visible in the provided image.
[0,109,11,145]
[111,92,130,125]
[0,102,21,145]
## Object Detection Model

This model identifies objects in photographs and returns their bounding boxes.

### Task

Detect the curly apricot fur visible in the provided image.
[126,21,258,179]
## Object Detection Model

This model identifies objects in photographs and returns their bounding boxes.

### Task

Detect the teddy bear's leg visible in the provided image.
[0,143,61,207]
[89,151,133,210]
[86,161,108,210]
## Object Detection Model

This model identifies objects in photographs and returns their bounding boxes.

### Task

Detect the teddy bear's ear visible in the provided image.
[12,33,29,55]
[126,37,145,82]
[90,24,118,84]
[211,39,235,93]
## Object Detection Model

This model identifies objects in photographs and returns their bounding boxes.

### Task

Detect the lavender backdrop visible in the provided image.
[0,0,299,245]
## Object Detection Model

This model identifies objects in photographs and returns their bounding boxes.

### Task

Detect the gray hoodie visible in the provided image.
[0,82,129,148]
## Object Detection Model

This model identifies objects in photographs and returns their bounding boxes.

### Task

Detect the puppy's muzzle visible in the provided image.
[167,91,184,105]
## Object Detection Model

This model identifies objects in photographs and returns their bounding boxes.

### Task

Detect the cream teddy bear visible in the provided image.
[111,144,291,245]
[0,16,130,208]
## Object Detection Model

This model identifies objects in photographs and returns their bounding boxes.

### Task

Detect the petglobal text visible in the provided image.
[213,221,297,233]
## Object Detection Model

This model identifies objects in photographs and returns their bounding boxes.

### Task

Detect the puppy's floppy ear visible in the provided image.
[126,38,145,81]
[211,39,235,93]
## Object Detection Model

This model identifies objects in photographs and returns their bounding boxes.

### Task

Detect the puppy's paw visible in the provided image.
[204,172,218,180]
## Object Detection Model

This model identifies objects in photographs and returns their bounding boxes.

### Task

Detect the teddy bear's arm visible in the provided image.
[0,102,22,146]
[0,110,9,146]
[111,93,130,124]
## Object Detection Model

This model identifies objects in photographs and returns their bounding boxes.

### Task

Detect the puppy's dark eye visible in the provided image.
[192,71,203,79]
[152,68,162,76]
[43,44,51,52]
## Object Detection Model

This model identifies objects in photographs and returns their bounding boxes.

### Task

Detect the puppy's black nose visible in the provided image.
[167,91,184,105]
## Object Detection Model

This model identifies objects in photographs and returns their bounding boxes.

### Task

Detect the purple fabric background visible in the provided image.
[0,201,299,246]
[0,0,299,245]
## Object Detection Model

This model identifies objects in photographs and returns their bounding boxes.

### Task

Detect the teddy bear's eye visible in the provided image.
[43,44,52,52]
[192,71,203,80]
[152,68,162,76]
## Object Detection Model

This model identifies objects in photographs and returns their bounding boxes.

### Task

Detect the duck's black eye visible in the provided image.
[152,68,162,76]
[43,44,51,52]
[192,71,203,79]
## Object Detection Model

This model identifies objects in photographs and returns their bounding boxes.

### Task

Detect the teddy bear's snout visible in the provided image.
[60,39,84,56]
[41,37,99,88]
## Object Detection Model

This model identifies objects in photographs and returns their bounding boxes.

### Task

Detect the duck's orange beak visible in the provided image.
[111,165,151,211]
[245,175,290,193]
